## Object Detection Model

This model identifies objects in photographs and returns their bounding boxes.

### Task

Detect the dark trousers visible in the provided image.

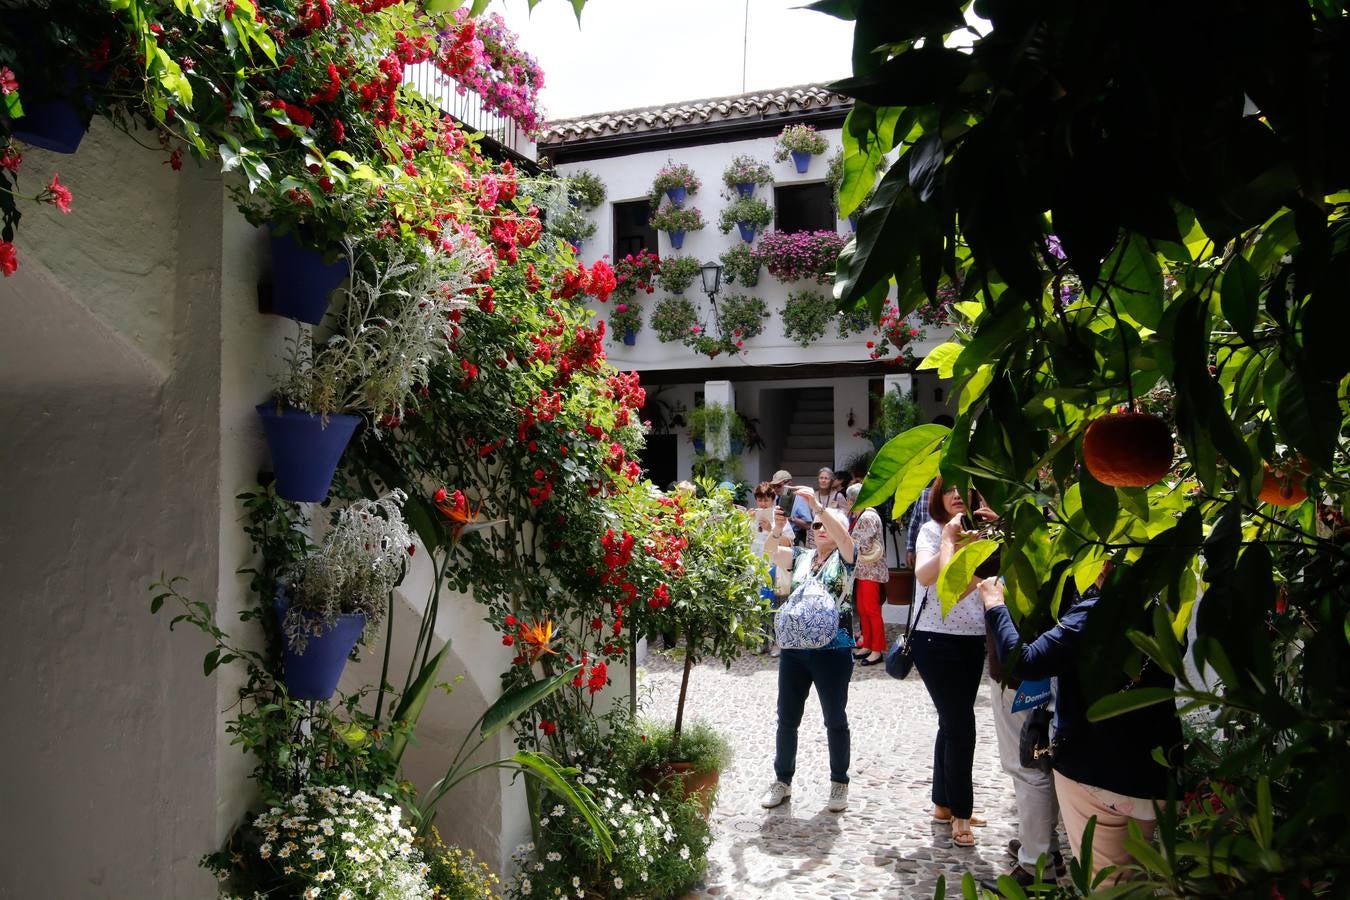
[910,630,986,818]
[774,646,853,785]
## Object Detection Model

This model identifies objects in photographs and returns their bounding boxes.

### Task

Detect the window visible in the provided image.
[613,199,657,260]
[774,182,835,233]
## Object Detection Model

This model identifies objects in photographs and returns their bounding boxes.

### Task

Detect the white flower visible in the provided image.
[534,862,545,872]
[613,877,624,889]
[572,877,581,888]
[520,877,532,894]
[552,805,565,817]
[316,870,335,882]
[547,851,562,862]
[640,871,648,882]
[680,845,691,860]
[341,831,357,843]
[303,889,320,900]
[258,843,272,859]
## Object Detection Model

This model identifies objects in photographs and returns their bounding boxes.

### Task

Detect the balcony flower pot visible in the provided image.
[623,328,637,346]
[666,186,687,207]
[11,68,87,154]
[668,230,686,250]
[884,568,915,605]
[267,226,349,325]
[276,588,366,701]
[256,403,361,503]
[790,150,812,174]
[735,182,756,199]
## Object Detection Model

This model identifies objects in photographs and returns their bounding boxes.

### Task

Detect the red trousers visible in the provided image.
[856,579,887,652]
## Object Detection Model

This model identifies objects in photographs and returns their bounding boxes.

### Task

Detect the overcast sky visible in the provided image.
[497,0,856,120]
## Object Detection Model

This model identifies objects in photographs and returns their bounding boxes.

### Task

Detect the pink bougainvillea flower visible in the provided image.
[46,173,72,214]
[0,66,17,95]
[0,241,17,277]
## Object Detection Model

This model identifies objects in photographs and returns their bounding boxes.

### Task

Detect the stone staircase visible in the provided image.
[777,387,835,481]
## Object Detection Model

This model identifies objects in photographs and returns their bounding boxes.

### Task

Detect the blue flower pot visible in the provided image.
[737,222,756,243]
[668,230,686,250]
[277,589,366,701]
[267,226,348,325]
[666,186,687,207]
[790,150,812,174]
[256,403,361,502]
[692,438,705,453]
[623,329,637,346]
[570,237,584,253]
[735,183,755,199]
[730,439,745,456]
[11,68,87,154]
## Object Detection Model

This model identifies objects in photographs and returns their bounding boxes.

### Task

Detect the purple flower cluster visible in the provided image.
[755,230,849,284]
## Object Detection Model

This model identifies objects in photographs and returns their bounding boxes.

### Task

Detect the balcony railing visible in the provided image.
[402,61,537,162]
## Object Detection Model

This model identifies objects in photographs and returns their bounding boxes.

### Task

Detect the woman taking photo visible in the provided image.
[844,482,889,665]
[912,477,997,848]
[759,487,856,813]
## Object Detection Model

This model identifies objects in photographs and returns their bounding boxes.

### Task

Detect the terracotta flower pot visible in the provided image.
[884,568,914,605]
[639,763,721,818]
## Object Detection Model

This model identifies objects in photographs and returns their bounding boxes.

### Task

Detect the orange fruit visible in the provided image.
[1257,464,1307,507]
[1083,412,1175,487]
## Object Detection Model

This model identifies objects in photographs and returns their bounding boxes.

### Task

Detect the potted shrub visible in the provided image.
[722,154,774,198]
[649,202,704,250]
[279,491,412,700]
[717,292,769,352]
[629,720,732,817]
[609,297,644,345]
[651,295,699,343]
[781,288,835,346]
[756,230,849,284]
[650,160,701,207]
[258,244,473,502]
[774,123,829,174]
[686,402,747,456]
[566,168,607,210]
[720,243,762,288]
[656,254,701,295]
[717,196,773,243]
[866,303,928,361]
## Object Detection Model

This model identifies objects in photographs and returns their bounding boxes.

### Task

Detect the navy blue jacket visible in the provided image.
[985,590,1183,800]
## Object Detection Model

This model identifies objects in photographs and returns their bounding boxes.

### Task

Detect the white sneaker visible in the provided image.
[759,781,792,808]
[827,781,849,812]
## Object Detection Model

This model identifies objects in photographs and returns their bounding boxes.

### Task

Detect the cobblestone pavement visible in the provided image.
[641,631,1038,900]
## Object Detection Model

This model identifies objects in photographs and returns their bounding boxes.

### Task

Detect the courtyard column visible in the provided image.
[704,379,736,460]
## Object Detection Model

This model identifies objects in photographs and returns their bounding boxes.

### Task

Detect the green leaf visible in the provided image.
[1078,470,1119,541]
[479,665,581,742]
[388,642,452,763]
[4,91,23,119]
[1275,370,1339,470]
[1221,255,1259,340]
[1086,687,1176,722]
[918,342,962,378]
[834,165,917,305]
[513,751,615,859]
[1105,235,1164,329]
[937,539,998,617]
[855,424,949,511]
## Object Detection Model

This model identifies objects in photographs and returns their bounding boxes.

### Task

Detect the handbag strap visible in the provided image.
[903,583,928,644]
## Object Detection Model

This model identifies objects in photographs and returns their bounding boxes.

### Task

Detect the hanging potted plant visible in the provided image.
[722,154,773,199]
[547,203,596,251]
[651,295,699,343]
[279,490,412,700]
[565,168,607,210]
[757,229,849,283]
[780,288,835,347]
[608,296,644,346]
[717,292,769,354]
[720,243,762,288]
[613,249,662,299]
[717,196,773,244]
[650,160,701,208]
[656,254,701,295]
[258,243,476,502]
[649,202,704,250]
[774,123,829,174]
[865,303,928,361]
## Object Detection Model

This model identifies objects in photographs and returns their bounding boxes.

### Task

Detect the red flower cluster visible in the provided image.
[550,259,616,302]
[0,241,17,277]
[648,582,670,609]
[613,250,660,297]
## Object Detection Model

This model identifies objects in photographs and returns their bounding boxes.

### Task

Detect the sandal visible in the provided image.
[951,826,976,848]
[933,806,987,826]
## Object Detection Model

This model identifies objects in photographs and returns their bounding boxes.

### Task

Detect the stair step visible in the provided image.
[791,421,832,435]
[786,434,834,449]
[794,414,833,426]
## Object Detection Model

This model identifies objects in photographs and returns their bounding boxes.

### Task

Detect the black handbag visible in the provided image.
[1019,706,1055,772]
[885,585,928,680]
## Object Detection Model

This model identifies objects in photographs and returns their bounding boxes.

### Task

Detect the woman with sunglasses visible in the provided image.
[911,476,999,848]
[759,487,857,814]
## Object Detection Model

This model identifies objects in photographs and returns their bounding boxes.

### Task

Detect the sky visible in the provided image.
[496,0,857,121]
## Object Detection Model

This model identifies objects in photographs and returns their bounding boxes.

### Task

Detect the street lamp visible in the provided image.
[700,261,722,297]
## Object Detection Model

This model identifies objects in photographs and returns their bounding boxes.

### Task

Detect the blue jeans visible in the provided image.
[910,631,986,818]
[774,646,853,785]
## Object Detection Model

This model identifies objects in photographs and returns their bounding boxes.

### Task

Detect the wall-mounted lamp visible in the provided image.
[847,408,855,427]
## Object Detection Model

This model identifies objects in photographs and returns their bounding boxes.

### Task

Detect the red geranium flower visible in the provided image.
[46,173,72,214]
[0,67,17,95]
[0,241,17,277]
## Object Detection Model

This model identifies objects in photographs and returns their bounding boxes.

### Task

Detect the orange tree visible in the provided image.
[826,1,1350,896]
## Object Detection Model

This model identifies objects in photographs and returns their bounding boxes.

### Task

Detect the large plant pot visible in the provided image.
[12,67,87,153]
[267,226,348,325]
[737,222,756,243]
[665,186,687,207]
[256,403,361,502]
[622,329,637,346]
[667,229,686,250]
[638,763,721,819]
[277,591,366,701]
[735,182,755,199]
[790,150,812,174]
[885,568,915,605]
